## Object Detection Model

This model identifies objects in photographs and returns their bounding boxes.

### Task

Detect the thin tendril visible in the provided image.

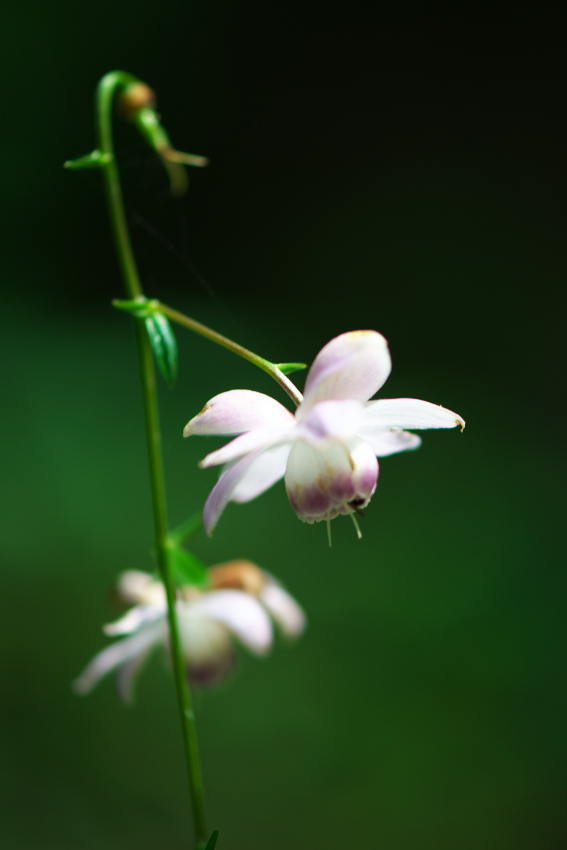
[326,511,332,547]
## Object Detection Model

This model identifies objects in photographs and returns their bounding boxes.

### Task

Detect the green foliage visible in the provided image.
[276,362,307,375]
[167,544,208,588]
[169,513,203,546]
[144,313,178,387]
[112,299,179,386]
[205,828,219,850]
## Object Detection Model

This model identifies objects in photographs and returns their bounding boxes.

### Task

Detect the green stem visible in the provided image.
[157,301,304,406]
[95,71,208,848]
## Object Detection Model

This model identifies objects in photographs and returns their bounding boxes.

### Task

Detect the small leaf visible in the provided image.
[145,313,178,386]
[276,362,307,375]
[205,828,219,850]
[167,546,207,587]
[169,513,203,546]
[63,150,112,170]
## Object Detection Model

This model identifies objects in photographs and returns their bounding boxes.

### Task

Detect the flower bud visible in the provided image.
[208,560,266,596]
[118,82,156,119]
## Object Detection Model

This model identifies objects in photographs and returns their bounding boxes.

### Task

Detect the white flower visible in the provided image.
[73,565,306,701]
[184,330,465,535]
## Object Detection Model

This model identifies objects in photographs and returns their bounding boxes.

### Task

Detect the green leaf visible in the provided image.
[276,362,307,375]
[145,313,178,386]
[63,149,112,170]
[204,828,219,850]
[168,513,203,546]
[167,546,207,587]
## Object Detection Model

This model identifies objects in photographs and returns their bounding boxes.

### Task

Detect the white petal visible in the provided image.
[189,590,273,655]
[199,425,293,469]
[231,443,291,502]
[298,331,391,416]
[184,390,295,437]
[177,609,234,667]
[363,398,465,430]
[202,444,290,535]
[260,583,307,637]
[296,399,365,445]
[72,619,166,696]
[356,428,422,456]
[116,571,164,607]
[115,645,155,703]
[103,603,165,636]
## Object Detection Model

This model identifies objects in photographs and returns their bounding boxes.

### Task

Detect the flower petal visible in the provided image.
[363,398,465,430]
[349,440,379,497]
[298,331,391,416]
[356,428,422,456]
[103,603,165,636]
[115,645,155,703]
[260,583,307,637]
[231,444,291,503]
[202,444,290,535]
[296,399,364,445]
[72,620,166,696]
[177,608,235,684]
[189,590,273,655]
[285,440,355,522]
[199,425,293,469]
[184,390,295,437]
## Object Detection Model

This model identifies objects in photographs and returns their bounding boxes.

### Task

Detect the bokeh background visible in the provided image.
[1,3,566,848]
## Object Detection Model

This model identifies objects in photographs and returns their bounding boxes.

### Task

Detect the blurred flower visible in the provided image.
[184,330,465,535]
[73,563,305,701]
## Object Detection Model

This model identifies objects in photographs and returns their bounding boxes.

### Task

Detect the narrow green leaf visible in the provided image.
[205,828,219,850]
[63,149,112,170]
[167,546,208,587]
[168,513,203,546]
[276,362,307,375]
[145,314,178,386]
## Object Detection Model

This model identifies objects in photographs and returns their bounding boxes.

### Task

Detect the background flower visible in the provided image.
[73,564,306,700]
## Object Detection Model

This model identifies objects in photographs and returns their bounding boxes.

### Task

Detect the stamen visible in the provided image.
[326,510,332,548]
[348,510,363,540]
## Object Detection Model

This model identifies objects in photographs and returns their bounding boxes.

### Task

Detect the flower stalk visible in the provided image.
[155,301,304,407]
[81,71,208,848]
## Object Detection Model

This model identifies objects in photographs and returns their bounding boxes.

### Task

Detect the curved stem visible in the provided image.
[95,71,208,848]
[157,301,304,407]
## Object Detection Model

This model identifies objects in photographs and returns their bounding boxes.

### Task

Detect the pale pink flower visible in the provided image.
[184,331,465,536]
[73,565,305,700]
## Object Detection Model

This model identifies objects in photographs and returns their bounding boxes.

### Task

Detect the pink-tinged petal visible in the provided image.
[298,331,391,416]
[202,445,290,535]
[296,399,364,445]
[190,590,273,655]
[260,583,307,638]
[363,398,465,431]
[199,425,293,469]
[72,620,166,696]
[349,440,379,499]
[231,444,291,502]
[285,441,356,523]
[184,390,295,437]
[356,428,422,456]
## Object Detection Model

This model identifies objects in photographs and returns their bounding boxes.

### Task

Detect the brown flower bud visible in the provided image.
[118,82,156,119]
[207,560,266,597]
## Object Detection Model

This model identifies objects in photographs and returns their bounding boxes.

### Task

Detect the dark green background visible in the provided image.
[1,3,566,848]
